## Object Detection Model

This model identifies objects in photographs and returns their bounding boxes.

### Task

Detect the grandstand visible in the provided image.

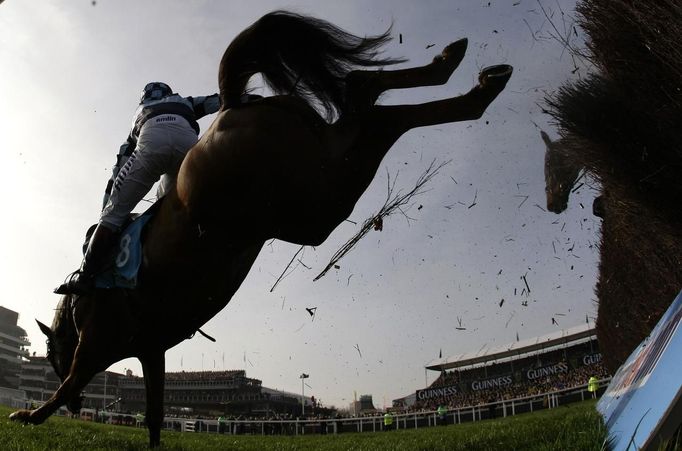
[394,322,610,410]
[19,355,60,404]
[0,306,30,392]
[119,370,308,417]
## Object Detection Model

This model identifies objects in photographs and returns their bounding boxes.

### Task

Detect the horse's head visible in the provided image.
[542,131,581,214]
[36,295,82,412]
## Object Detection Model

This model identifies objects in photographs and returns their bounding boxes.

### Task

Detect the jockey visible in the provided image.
[54,82,221,295]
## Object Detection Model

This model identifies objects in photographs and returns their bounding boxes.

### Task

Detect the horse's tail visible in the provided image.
[219,10,405,120]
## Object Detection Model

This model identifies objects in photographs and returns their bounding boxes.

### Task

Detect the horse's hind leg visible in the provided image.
[140,352,165,448]
[346,38,468,110]
[373,64,513,130]
[329,64,512,202]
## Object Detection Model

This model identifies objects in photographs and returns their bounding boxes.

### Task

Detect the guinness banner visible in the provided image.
[525,362,568,381]
[416,384,457,401]
[470,374,513,391]
[582,352,602,366]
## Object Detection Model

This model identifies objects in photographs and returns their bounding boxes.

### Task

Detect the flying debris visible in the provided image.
[514,194,530,208]
[522,274,531,293]
[270,245,305,292]
[468,189,478,209]
[314,161,446,281]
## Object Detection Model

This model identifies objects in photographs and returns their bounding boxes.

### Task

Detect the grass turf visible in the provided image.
[0,400,607,450]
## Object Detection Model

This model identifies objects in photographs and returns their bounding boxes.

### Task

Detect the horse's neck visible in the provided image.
[53,296,76,336]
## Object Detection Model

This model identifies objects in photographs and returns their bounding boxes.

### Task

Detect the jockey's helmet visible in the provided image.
[140,82,172,103]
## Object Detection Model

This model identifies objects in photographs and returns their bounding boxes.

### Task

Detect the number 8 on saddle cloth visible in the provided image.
[81,209,155,290]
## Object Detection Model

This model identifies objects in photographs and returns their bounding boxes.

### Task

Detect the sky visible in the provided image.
[0,0,601,409]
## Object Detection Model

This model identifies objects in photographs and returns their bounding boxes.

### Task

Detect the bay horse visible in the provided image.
[542,130,604,217]
[10,11,512,447]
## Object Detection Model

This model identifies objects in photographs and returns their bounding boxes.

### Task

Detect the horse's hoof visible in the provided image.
[479,65,513,87]
[440,38,468,65]
[431,38,468,83]
[9,410,32,423]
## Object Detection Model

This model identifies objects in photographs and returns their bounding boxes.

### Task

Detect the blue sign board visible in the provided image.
[598,290,682,450]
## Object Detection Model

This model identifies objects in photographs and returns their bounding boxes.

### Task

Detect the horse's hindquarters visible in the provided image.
[177,101,349,245]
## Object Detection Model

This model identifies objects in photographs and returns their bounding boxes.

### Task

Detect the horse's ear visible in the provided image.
[540,130,553,147]
[36,320,53,338]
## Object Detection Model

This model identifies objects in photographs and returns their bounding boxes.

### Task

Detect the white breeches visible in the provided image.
[100,115,198,229]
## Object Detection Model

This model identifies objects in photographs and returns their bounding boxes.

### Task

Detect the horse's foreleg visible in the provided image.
[9,343,98,424]
[346,39,468,110]
[140,352,165,448]
[375,65,513,131]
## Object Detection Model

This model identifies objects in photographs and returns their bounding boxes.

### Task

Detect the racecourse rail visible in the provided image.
[55,378,609,436]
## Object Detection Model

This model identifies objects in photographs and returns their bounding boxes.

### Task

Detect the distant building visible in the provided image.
[19,355,60,403]
[2,305,313,417]
[0,306,31,390]
[119,370,306,417]
[350,394,377,415]
[15,356,309,417]
[81,371,123,410]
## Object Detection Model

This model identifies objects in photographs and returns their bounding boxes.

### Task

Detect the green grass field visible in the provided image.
[0,401,608,450]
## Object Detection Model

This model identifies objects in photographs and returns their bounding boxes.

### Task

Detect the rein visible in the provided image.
[195,329,216,342]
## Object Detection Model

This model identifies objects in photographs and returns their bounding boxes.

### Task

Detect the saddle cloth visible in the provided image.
[89,204,158,289]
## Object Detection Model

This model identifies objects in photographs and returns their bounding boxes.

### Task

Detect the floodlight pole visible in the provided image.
[299,373,309,416]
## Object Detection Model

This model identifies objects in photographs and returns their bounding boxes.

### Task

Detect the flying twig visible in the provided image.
[468,189,478,209]
[515,194,529,208]
[314,160,448,281]
[522,274,531,293]
[270,245,305,292]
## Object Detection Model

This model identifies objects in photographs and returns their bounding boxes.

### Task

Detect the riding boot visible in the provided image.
[54,224,119,295]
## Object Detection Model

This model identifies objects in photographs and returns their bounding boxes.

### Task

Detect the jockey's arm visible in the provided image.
[187,94,221,120]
